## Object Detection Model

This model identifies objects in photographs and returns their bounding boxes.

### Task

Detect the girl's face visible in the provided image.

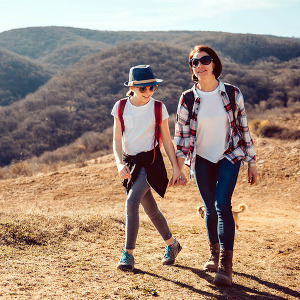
[131,85,157,104]
[191,51,215,81]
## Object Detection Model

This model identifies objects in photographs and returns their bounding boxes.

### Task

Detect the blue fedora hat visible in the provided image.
[124,65,163,87]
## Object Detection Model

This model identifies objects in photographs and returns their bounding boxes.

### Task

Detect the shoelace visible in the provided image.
[121,250,132,263]
[164,245,172,259]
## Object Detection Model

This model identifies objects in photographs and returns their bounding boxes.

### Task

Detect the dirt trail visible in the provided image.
[0,129,299,298]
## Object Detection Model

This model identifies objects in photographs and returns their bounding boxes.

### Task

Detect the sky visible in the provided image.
[0,0,299,38]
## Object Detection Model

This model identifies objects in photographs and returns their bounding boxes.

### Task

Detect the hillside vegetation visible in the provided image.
[0,47,51,106]
[0,27,299,166]
[1,27,299,64]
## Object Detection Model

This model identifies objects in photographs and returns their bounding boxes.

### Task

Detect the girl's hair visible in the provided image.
[126,90,134,96]
[188,45,222,81]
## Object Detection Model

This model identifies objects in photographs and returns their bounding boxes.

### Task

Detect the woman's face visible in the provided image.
[191,51,215,81]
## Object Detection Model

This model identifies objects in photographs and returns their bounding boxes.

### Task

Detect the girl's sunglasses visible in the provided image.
[137,85,157,93]
[189,56,213,68]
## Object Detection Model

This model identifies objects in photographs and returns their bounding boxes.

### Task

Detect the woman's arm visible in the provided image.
[174,95,191,159]
[176,156,186,171]
[113,117,131,179]
[236,90,258,185]
[160,118,187,186]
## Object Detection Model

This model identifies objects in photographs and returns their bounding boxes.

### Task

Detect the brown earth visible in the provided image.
[0,114,299,299]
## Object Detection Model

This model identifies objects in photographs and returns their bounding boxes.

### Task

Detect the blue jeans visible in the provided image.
[125,167,172,250]
[194,156,241,250]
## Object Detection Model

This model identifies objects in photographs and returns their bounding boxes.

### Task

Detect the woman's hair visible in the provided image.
[188,45,222,81]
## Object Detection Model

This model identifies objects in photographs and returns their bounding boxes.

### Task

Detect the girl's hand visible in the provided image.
[175,172,187,186]
[170,170,187,186]
[248,165,258,185]
[117,164,131,180]
[169,166,180,186]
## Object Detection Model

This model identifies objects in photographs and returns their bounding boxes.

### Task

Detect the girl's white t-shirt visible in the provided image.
[111,97,169,155]
[195,86,229,163]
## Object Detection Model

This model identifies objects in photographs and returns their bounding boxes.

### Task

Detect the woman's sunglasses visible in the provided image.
[137,85,157,93]
[189,56,213,68]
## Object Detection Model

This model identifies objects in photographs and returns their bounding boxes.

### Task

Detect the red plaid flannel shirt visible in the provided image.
[174,81,256,175]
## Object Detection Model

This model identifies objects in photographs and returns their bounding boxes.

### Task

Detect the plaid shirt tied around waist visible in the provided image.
[174,81,256,176]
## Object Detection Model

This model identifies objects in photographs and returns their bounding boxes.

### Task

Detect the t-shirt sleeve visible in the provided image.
[162,103,169,121]
[111,101,120,118]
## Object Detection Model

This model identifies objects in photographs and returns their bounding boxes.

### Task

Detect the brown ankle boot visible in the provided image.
[213,249,233,286]
[203,243,220,272]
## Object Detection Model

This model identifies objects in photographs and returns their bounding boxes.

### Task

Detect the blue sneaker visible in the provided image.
[117,250,134,271]
[162,239,182,265]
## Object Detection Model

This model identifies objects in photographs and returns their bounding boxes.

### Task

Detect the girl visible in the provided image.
[174,46,258,286]
[111,65,186,271]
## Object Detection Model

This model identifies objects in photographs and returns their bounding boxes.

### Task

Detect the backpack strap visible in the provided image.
[151,100,163,164]
[182,88,194,123]
[117,98,128,135]
[224,83,236,126]
[154,100,163,147]
[183,85,237,126]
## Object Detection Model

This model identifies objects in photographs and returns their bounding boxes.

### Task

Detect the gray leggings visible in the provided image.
[125,167,172,250]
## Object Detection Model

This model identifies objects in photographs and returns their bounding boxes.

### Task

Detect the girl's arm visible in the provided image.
[113,117,131,179]
[160,118,187,186]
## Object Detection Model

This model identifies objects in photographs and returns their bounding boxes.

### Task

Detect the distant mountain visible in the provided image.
[39,39,109,71]
[0,26,299,106]
[0,47,51,106]
[0,27,110,71]
[173,32,300,64]
[0,27,299,166]
[1,27,300,65]
[0,27,110,105]
[0,27,108,59]
[0,40,299,166]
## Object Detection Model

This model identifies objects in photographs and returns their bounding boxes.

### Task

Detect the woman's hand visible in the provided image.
[169,166,187,186]
[248,165,258,185]
[117,163,131,180]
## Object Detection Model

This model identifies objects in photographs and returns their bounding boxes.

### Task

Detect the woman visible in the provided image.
[174,46,258,286]
[112,65,186,271]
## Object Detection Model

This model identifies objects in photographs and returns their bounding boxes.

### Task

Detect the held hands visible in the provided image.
[174,172,187,186]
[117,163,131,180]
[169,166,187,186]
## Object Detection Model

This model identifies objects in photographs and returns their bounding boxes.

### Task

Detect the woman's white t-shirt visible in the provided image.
[111,97,169,155]
[195,86,229,163]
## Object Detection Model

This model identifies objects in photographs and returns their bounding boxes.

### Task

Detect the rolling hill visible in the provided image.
[0,41,190,165]
[0,47,51,106]
[0,27,299,166]
[1,27,300,65]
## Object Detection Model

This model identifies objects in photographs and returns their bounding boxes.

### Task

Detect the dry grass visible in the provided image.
[0,128,113,180]
[0,112,299,299]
